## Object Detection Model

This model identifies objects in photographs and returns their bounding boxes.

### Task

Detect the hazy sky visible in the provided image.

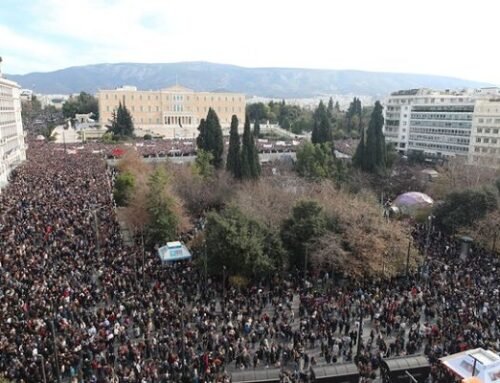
[1,0,499,84]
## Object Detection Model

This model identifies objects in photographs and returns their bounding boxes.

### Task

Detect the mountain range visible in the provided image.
[6,61,493,98]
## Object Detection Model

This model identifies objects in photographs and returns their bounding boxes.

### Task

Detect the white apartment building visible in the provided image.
[0,63,26,191]
[384,88,500,161]
[468,99,500,166]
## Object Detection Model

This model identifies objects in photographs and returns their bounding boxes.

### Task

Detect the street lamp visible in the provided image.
[33,353,47,383]
[222,265,227,315]
[406,235,412,279]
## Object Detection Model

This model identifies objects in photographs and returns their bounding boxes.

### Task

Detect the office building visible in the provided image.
[384,88,500,162]
[468,99,500,166]
[97,85,246,138]
[0,60,26,190]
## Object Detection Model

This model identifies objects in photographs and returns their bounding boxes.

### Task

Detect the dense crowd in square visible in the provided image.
[0,142,498,383]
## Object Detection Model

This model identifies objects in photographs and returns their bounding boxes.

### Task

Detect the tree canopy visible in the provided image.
[281,200,328,270]
[205,207,285,279]
[197,108,224,169]
[107,102,134,139]
[62,91,99,120]
[434,188,497,233]
[226,115,241,179]
[240,115,261,180]
[353,101,386,174]
[296,142,336,180]
[311,101,333,144]
[145,168,179,246]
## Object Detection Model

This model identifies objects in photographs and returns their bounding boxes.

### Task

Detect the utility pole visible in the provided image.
[92,209,100,258]
[356,307,363,361]
[304,245,308,288]
[50,320,62,383]
[222,265,226,316]
[63,128,67,153]
[141,231,146,289]
[37,355,47,383]
[204,240,208,291]
[406,236,412,278]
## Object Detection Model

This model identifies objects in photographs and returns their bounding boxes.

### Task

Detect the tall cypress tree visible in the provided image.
[353,101,386,174]
[327,97,335,120]
[353,127,365,169]
[226,115,241,178]
[372,101,386,170]
[196,108,224,169]
[107,101,134,138]
[312,101,333,144]
[196,118,207,149]
[241,115,260,180]
[253,120,260,138]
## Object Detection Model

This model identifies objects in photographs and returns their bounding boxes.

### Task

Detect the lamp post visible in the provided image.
[406,236,412,279]
[222,265,227,316]
[304,244,308,288]
[424,215,433,259]
[35,354,47,383]
[50,319,62,383]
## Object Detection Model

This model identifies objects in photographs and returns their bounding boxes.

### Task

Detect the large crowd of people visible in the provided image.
[0,142,498,383]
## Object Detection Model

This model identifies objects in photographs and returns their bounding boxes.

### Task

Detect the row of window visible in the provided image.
[409,127,470,136]
[411,120,471,129]
[476,127,500,134]
[106,105,242,114]
[412,105,474,113]
[411,113,472,121]
[105,93,243,103]
[409,141,469,152]
[475,137,499,144]
[477,118,500,124]
[473,146,500,154]
[409,134,469,144]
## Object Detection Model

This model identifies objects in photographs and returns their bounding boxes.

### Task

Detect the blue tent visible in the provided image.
[158,241,192,264]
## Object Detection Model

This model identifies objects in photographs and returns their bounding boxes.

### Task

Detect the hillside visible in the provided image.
[7,61,492,98]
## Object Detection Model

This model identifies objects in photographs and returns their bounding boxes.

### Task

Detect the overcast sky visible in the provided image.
[1,0,499,84]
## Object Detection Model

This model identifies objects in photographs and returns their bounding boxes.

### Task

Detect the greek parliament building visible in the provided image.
[97,85,246,138]
[383,87,500,167]
[0,59,26,191]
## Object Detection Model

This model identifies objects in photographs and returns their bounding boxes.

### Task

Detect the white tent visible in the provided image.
[157,241,192,264]
[440,348,500,383]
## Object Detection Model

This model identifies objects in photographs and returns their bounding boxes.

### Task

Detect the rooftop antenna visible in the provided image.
[175,74,178,86]
[0,57,3,78]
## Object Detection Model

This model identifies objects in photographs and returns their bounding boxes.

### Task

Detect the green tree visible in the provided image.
[346,97,362,133]
[113,171,135,206]
[62,91,99,120]
[353,127,366,169]
[196,108,224,168]
[107,102,134,139]
[311,101,333,144]
[253,120,260,138]
[352,101,386,174]
[226,115,241,179]
[240,115,261,180]
[296,142,336,180]
[281,200,328,270]
[194,149,215,179]
[434,188,497,233]
[327,97,335,120]
[145,168,179,246]
[205,207,284,279]
[246,102,269,122]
